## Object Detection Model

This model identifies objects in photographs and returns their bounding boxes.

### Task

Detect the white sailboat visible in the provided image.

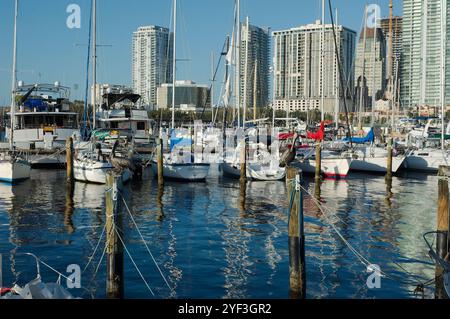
[0,0,31,184]
[350,145,405,173]
[151,0,210,182]
[294,148,352,178]
[72,0,132,185]
[219,4,285,181]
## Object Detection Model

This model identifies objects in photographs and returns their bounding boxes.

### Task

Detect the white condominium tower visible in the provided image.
[240,18,270,111]
[354,27,386,110]
[401,0,448,107]
[273,20,356,113]
[132,26,173,107]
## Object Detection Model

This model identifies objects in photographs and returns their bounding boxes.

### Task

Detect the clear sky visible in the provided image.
[0,0,402,105]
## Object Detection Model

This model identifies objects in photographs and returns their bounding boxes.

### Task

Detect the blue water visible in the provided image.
[0,169,438,299]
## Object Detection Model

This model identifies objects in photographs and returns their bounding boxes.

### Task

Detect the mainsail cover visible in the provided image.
[343,128,375,144]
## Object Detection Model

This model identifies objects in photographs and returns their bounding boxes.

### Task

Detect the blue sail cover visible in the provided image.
[343,128,375,144]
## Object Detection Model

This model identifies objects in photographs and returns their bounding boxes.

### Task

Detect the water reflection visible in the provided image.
[0,168,440,298]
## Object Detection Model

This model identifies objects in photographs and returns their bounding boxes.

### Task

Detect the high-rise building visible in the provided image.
[380,17,403,83]
[401,0,448,107]
[240,19,270,111]
[273,20,356,113]
[157,80,210,112]
[132,26,173,107]
[354,27,386,111]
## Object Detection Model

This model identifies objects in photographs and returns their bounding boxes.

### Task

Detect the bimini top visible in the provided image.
[102,93,141,110]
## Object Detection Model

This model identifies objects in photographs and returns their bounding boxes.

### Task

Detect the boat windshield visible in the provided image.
[17,113,78,129]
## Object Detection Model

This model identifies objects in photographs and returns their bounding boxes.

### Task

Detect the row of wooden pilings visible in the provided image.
[62,134,398,299]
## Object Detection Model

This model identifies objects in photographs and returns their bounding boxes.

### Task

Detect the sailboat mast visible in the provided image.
[253,59,258,121]
[211,51,215,123]
[371,15,377,127]
[10,0,19,151]
[358,5,368,130]
[321,0,325,122]
[92,0,97,130]
[235,0,241,128]
[171,0,177,130]
[243,16,250,127]
[334,8,339,130]
[441,0,447,151]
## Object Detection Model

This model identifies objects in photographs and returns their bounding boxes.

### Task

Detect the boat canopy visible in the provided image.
[343,128,374,144]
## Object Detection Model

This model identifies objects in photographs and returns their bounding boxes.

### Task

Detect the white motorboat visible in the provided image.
[10,83,78,168]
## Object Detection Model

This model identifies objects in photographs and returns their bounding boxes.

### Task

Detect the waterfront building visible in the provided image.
[132,26,173,107]
[273,20,356,113]
[157,80,210,112]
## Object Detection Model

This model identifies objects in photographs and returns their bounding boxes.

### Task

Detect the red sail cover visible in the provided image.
[307,122,325,141]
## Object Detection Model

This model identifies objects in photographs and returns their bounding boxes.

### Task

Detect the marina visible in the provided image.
[1,0,450,303]
[0,168,441,299]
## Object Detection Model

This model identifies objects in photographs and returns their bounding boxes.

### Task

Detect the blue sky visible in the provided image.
[0,0,402,105]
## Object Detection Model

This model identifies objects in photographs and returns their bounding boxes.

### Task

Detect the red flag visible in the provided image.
[307,122,325,141]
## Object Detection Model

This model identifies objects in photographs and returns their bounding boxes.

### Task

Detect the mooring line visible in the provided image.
[119,192,174,293]
[114,226,155,297]
[294,182,430,288]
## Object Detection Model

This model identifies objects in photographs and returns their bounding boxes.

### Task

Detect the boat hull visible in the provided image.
[293,157,352,178]
[151,161,210,182]
[74,160,132,184]
[0,160,31,183]
[350,156,405,173]
[405,150,449,172]
[220,162,286,181]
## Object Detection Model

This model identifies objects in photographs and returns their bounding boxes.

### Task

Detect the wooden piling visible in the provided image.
[64,178,75,234]
[157,138,164,187]
[240,140,247,185]
[315,142,322,181]
[66,137,74,183]
[386,137,393,178]
[436,166,450,299]
[286,167,306,299]
[106,171,124,299]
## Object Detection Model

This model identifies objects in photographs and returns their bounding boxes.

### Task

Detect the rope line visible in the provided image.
[82,223,106,274]
[114,226,155,297]
[120,193,174,293]
[293,182,433,289]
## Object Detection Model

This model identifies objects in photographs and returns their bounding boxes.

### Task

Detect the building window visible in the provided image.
[137,122,146,130]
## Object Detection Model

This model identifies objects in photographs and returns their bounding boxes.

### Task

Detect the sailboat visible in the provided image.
[219,5,285,181]
[72,0,132,184]
[337,128,405,173]
[291,122,353,178]
[0,0,31,184]
[151,0,210,182]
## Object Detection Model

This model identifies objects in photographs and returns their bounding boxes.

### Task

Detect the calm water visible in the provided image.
[0,167,439,299]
